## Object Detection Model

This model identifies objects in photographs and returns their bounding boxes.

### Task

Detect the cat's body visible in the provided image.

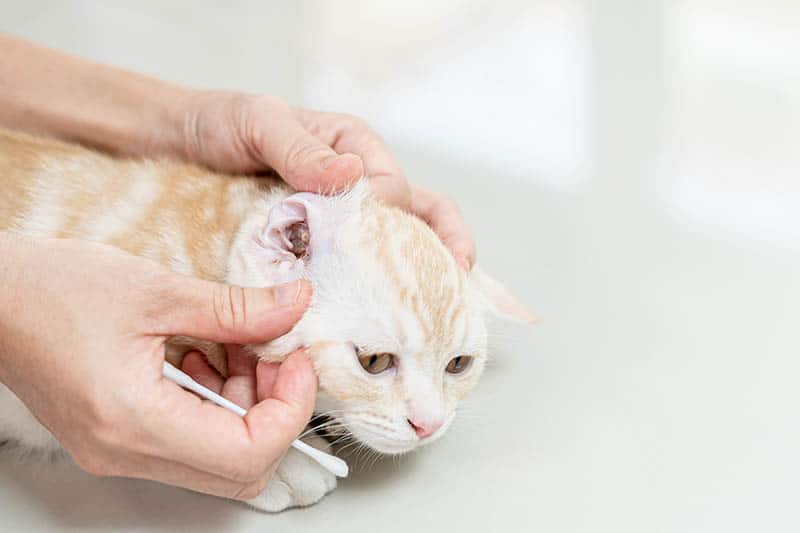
[0,128,530,511]
[0,128,275,281]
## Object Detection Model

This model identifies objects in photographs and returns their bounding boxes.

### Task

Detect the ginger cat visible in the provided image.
[0,128,532,511]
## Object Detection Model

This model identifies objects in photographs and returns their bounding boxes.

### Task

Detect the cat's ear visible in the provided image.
[251,182,366,284]
[469,266,538,324]
[251,193,312,285]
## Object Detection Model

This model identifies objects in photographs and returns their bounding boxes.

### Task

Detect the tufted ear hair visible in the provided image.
[469,265,538,324]
[249,181,367,285]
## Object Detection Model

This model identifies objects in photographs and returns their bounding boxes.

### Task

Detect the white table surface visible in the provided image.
[2,1,799,531]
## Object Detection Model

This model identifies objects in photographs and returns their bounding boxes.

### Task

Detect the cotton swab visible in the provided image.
[162,362,349,478]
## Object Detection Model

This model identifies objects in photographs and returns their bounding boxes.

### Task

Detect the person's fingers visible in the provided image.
[181,351,224,393]
[368,174,412,212]
[251,103,363,193]
[226,344,258,377]
[143,349,315,483]
[331,130,405,191]
[181,349,263,424]
[216,345,259,408]
[434,212,476,272]
[246,350,317,453]
[256,360,281,402]
[220,374,258,411]
[409,183,476,270]
[154,277,311,344]
[290,107,411,207]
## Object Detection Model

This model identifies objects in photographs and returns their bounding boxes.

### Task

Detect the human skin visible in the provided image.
[0,33,475,497]
[0,234,316,500]
[0,34,476,269]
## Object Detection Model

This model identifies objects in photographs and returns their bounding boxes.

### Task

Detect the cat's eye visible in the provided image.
[446,356,473,374]
[358,352,395,374]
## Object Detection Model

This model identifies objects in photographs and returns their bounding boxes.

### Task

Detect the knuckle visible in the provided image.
[211,284,248,333]
[283,137,329,175]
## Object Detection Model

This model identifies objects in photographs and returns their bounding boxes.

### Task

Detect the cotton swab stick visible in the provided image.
[162,362,349,478]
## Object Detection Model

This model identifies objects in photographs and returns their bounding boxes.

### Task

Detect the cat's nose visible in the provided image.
[407,418,443,439]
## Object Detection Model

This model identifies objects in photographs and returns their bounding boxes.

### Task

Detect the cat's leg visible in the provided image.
[247,433,337,512]
[0,384,62,456]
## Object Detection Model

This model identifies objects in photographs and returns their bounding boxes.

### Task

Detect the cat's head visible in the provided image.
[232,184,534,454]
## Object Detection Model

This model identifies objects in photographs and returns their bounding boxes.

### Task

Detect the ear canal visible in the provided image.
[249,184,366,286]
[265,197,309,256]
[469,265,538,324]
[253,194,312,285]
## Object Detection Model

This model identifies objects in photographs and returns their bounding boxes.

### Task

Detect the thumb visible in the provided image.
[156,275,311,344]
[253,109,363,193]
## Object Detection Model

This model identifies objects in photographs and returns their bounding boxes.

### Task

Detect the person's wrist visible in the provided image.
[138,84,199,162]
[168,89,270,172]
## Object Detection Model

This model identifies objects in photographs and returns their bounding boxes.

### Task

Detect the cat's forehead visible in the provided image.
[355,200,475,353]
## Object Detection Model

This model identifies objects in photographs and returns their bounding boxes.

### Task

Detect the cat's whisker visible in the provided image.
[298,422,340,440]
[0,128,538,511]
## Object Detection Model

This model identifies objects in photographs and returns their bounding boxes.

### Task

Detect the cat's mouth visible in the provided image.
[309,413,419,456]
[308,411,456,456]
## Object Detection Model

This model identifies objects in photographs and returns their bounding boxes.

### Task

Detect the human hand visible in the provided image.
[0,37,474,269]
[0,233,316,500]
[172,91,476,270]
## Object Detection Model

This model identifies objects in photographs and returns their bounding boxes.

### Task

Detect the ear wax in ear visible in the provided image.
[288,221,310,259]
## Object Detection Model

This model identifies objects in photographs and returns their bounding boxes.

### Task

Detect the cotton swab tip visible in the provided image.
[291,439,350,478]
[162,362,348,478]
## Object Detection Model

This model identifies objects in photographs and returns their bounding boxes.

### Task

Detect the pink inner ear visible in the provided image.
[252,196,310,285]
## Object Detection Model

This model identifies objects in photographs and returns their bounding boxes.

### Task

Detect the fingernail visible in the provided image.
[274,280,302,306]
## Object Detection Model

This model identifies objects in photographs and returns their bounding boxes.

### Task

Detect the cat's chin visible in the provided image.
[358,431,448,455]
[345,427,423,456]
[359,441,417,456]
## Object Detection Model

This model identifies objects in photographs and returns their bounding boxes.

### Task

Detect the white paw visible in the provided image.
[248,435,338,512]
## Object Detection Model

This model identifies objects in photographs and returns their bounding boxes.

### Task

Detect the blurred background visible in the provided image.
[1,1,799,532]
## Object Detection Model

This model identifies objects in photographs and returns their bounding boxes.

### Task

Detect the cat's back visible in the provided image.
[0,128,275,280]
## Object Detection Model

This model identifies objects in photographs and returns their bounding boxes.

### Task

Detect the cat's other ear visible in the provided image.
[469,265,537,324]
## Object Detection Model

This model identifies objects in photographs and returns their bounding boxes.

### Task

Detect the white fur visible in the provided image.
[227,183,494,510]
[81,168,162,242]
[0,181,513,513]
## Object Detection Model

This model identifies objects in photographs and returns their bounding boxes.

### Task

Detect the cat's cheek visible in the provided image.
[447,366,485,402]
[309,344,359,396]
